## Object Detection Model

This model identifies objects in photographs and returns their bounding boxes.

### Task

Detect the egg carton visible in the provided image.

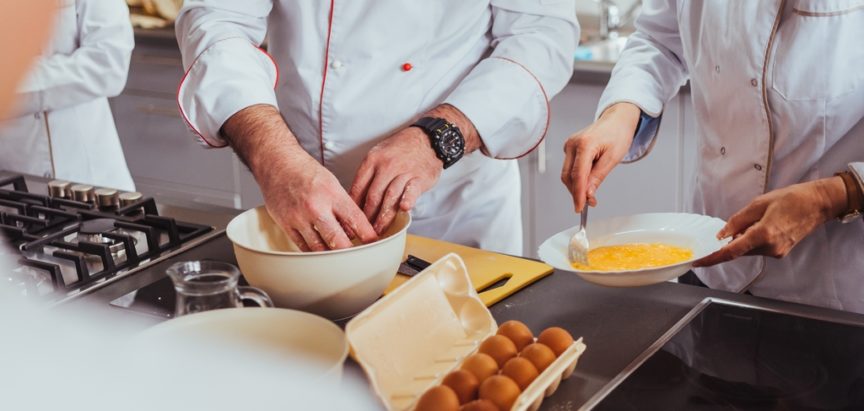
[346,253,587,411]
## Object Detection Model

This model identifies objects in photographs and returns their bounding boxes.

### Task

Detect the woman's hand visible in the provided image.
[561,102,641,212]
[694,177,849,266]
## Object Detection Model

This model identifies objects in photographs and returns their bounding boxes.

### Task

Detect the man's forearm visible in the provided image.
[425,104,483,153]
[221,104,311,184]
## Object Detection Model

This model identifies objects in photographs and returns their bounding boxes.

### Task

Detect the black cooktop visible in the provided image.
[590,299,864,410]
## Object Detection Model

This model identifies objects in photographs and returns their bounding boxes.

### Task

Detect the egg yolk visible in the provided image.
[571,243,693,271]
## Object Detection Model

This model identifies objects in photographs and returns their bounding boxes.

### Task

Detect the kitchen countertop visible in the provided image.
[75,223,864,409]
[23,171,851,410]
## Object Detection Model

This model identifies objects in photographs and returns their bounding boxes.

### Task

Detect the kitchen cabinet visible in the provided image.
[109,32,265,209]
[517,82,695,257]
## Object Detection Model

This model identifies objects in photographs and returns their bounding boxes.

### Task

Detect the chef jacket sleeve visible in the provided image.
[175,0,278,148]
[443,0,579,159]
[595,0,689,162]
[15,0,133,114]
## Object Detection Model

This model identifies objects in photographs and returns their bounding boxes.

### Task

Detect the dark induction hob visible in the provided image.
[108,264,251,319]
[588,298,864,410]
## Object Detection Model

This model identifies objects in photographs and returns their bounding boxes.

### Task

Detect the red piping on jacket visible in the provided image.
[317,0,336,165]
[488,56,551,160]
[176,40,280,149]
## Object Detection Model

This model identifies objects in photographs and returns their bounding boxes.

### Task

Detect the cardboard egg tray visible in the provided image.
[346,253,587,411]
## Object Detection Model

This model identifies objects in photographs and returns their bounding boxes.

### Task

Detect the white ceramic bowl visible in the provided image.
[226,206,410,320]
[538,213,727,287]
[136,308,349,380]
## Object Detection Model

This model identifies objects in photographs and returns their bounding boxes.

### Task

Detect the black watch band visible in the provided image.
[413,117,465,169]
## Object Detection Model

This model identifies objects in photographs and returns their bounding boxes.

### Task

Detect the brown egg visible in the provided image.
[478,375,521,410]
[537,327,574,356]
[460,399,501,411]
[442,369,479,404]
[500,357,539,390]
[478,335,518,368]
[496,321,534,351]
[415,385,460,411]
[520,343,556,372]
[461,353,500,382]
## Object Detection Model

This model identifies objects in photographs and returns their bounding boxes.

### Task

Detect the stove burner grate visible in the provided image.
[1,174,213,300]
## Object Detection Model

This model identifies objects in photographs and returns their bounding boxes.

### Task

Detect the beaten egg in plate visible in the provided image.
[570,243,693,271]
[538,213,728,287]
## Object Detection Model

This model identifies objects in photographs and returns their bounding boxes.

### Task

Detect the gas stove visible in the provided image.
[0,173,223,304]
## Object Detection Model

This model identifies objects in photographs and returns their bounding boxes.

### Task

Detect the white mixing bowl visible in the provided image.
[226,206,410,320]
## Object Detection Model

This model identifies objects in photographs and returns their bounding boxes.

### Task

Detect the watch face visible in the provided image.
[438,128,464,158]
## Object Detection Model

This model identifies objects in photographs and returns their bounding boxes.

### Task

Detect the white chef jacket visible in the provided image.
[599,0,864,312]
[0,0,135,191]
[175,0,578,255]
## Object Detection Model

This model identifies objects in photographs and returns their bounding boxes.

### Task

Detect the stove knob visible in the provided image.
[94,188,119,208]
[118,191,143,207]
[47,180,72,198]
[70,184,95,203]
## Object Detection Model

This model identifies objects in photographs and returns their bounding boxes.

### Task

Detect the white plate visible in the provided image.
[538,213,727,287]
[134,308,349,380]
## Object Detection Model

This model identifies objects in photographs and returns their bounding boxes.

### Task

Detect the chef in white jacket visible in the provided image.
[176,1,578,254]
[0,0,135,191]
[562,1,864,312]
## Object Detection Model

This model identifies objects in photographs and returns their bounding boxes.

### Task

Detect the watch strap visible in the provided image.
[836,170,863,223]
[414,117,442,131]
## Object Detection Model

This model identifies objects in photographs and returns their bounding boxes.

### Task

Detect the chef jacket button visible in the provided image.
[324,141,335,150]
[750,78,758,87]
[720,146,726,155]
[34,113,41,119]
[43,171,52,178]
[401,62,413,72]
[330,60,343,70]
[715,65,720,73]
[754,164,763,171]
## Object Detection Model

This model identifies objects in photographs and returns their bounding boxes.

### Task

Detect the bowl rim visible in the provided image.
[226,206,412,256]
[538,212,727,275]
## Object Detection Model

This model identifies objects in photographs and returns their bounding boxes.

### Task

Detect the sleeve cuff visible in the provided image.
[595,75,667,121]
[622,112,662,163]
[444,57,549,160]
[177,38,279,148]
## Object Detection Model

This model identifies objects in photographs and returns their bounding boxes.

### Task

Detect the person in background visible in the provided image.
[0,0,135,191]
[175,1,578,255]
[561,1,864,312]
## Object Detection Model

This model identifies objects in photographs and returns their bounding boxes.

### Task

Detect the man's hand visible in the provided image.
[694,177,848,267]
[223,104,377,251]
[561,102,641,212]
[349,104,482,234]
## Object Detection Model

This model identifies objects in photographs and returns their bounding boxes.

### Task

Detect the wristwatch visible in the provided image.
[836,167,863,223]
[413,117,465,169]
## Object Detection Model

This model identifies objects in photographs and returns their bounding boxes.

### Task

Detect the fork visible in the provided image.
[568,207,589,265]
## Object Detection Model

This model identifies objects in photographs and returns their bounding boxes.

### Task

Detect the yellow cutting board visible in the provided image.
[383,235,554,306]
